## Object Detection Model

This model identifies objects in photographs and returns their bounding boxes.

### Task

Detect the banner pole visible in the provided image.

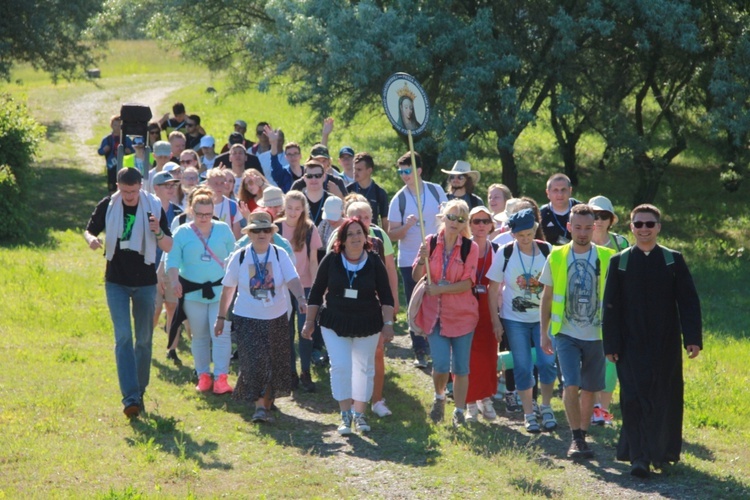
[408,130,431,284]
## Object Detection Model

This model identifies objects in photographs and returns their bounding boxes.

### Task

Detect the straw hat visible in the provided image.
[441,160,480,184]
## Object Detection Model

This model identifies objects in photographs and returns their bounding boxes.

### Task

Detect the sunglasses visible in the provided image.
[632,221,658,228]
[149,130,160,135]
[256,130,265,136]
[444,213,466,223]
[305,173,324,179]
[186,122,196,127]
[471,218,493,225]
[594,212,612,221]
[250,228,273,234]
[397,168,412,175]
[449,174,465,181]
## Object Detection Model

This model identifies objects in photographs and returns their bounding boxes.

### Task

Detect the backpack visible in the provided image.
[618,246,675,275]
[238,245,280,265]
[428,234,473,263]
[276,222,313,259]
[501,240,551,272]
[609,233,630,251]
[397,183,441,223]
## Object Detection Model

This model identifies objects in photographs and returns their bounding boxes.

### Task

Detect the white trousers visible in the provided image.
[183,300,230,376]
[321,327,379,403]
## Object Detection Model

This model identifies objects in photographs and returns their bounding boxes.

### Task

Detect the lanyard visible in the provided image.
[575,245,594,290]
[251,245,271,284]
[308,192,325,224]
[342,252,364,288]
[355,181,373,200]
[517,241,536,288]
[442,239,457,281]
[407,185,425,215]
[190,223,225,268]
[475,240,491,283]
[217,200,225,222]
[551,200,573,237]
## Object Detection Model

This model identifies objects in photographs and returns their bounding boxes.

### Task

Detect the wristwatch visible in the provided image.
[383,321,394,326]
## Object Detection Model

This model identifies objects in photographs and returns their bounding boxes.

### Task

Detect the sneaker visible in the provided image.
[196,373,212,392]
[466,403,479,424]
[353,413,371,433]
[504,391,521,413]
[429,397,446,423]
[213,374,233,395]
[300,371,316,392]
[452,409,466,428]
[413,353,428,368]
[252,407,269,423]
[532,400,541,419]
[591,405,606,426]
[166,349,182,366]
[524,414,541,433]
[337,411,353,435]
[568,438,594,459]
[123,403,140,419]
[541,405,557,431]
[602,409,614,425]
[371,399,392,417]
[479,398,497,421]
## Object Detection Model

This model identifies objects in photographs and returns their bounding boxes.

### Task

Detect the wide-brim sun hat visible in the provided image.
[242,210,278,234]
[588,195,619,224]
[440,160,480,184]
[259,186,284,208]
[493,198,524,223]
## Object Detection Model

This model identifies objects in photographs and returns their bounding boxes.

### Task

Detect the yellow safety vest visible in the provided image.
[548,243,615,337]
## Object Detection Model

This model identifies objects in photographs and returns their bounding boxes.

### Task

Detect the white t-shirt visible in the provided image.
[222,244,299,320]
[539,247,602,341]
[486,241,551,323]
[492,230,513,247]
[387,182,447,267]
[213,196,243,227]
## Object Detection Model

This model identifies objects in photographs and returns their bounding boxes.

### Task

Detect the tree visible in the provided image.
[0,0,103,82]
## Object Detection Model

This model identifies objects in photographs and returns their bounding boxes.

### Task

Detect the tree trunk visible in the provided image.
[560,138,579,186]
[497,143,519,196]
[632,153,665,205]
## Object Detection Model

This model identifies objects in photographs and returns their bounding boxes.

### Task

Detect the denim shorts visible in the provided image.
[553,333,605,392]
[427,323,474,375]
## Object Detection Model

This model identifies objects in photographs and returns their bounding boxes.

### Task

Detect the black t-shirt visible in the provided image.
[540,198,581,245]
[306,191,331,227]
[346,180,389,226]
[447,192,484,210]
[214,151,263,173]
[162,117,186,132]
[290,173,346,197]
[185,133,205,151]
[86,195,172,286]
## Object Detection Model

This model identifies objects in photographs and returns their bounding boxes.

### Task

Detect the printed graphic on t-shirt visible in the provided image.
[249,262,275,299]
[565,259,600,327]
[122,213,136,241]
[512,270,543,312]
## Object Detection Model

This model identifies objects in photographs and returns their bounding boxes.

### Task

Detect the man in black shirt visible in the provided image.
[84,168,173,419]
[346,152,390,232]
[540,173,581,245]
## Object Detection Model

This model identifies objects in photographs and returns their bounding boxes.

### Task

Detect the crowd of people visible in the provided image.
[87,103,703,478]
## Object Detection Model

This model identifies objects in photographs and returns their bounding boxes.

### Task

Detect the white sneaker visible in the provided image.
[466,403,479,423]
[371,399,392,417]
[479,398,497,421]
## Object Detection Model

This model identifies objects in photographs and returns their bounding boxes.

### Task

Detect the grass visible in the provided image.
[1,40,749,498]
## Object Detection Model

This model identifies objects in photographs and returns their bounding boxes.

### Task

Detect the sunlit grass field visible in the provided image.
[1,40,748,498]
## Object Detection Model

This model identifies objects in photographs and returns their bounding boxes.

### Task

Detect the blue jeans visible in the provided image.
[105,282,156,407]
[400,266,429,356]
[289,287,313,373]
[502,318,557,391]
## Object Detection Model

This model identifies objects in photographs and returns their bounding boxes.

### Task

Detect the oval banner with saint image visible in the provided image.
[382,73,430,136]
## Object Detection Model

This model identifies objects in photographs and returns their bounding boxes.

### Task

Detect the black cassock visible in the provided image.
[603,245,702,465]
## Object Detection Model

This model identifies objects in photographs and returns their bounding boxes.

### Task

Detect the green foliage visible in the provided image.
[0,0,103,82]
[0,94,45,241]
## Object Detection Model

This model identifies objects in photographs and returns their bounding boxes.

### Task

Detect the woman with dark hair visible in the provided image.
[302,217,395,435]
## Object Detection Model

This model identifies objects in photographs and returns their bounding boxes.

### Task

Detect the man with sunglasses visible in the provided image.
[441,160,484,209]
[184,114,206,151]
[387,151,448,368]
[602,204,702,478]
[289,144,346,199]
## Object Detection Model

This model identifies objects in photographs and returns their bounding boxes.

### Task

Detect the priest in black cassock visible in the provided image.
[603,204,702,478]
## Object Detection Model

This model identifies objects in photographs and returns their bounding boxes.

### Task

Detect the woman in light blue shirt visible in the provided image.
[167,189,236,395]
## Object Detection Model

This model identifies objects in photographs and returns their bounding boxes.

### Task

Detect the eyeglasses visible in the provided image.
[397,168,412,175]
[444,213,467,223]
[449,174,465,181]
[471,218,493,225]
[594,212,612,221]
[305,173,324,179]
[286,151,301,157]
[194,211,213,218]
[149,130,160,135]
[632,221,658,228]
[183,175,199,182]
[250,228,273,234]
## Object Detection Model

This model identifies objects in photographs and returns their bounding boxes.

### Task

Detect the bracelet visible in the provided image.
[217,316,226,320]
[383,320,394,326]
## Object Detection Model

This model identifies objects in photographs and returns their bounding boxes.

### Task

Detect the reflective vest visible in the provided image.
[548,243,615,337]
